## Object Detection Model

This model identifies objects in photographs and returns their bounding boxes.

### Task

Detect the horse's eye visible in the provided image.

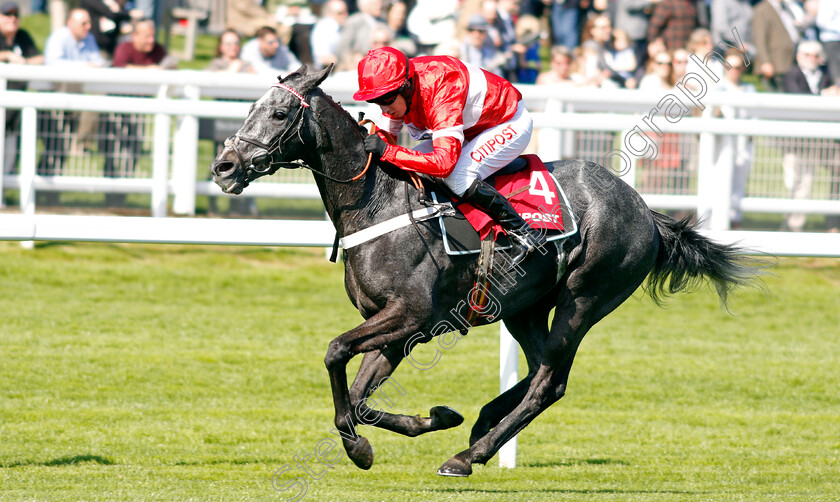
[274,110,287,120]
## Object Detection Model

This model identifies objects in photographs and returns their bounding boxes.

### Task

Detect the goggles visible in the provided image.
[367,89,400,106]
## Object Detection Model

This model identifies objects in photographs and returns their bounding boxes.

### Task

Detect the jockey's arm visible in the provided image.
[380,135,462,178]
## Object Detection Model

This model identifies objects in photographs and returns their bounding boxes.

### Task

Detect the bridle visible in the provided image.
[226,82,374,185]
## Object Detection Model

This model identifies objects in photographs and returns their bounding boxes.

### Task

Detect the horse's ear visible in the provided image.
[305,64,333,89]
[279,65,309,83]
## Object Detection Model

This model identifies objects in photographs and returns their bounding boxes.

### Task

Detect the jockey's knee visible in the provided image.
[443,176,471,197]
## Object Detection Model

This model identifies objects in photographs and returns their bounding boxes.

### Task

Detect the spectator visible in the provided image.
[613,0,655,69]
[102,18,172,199]
[277,0,318,66]
[39,8,104,180]
[570,44,610,87]
[79,0,137,58]
[386,0,418,57]
[685,27,725,84]
[780,40,839,231]
[670,47,690,85]
[637,48,672,91]
[0,1,41,65]
[710,0,754,58]
[694,0,710,28]
[581,14,623,87]
[241,26,302,76]
[647,0,697,51]
[44,8,105,67]
[496,0,520,79]
[478,0,504,50]
[1,0,43,174]
[607,28,639,88]
[801,0,820,41]
[226,0,276,39]
[112,18,173,69]
[310,0,348,69]
[646,47,691,194]
[460,13,507,76]
[512,14,542,84]
[715,52,756,229]
[633,35,666,81]
[817,0,840,85]
[548,0,582,50]
[585,0,611,16]
[636,47,672,192]
[369,24,393,50]
[337,0,388,70]
[407,0,458,55]
[752,0,801,92]
[536,45,578,86]
[206,29,255,73]
[205,29,258,216]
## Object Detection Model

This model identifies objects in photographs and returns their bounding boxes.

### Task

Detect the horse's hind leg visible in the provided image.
[347,346,464,437]
[438,347,577,477]
[467,299,554,445]
[440,224,658,476]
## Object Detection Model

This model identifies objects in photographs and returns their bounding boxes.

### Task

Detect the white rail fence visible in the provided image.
[3,65,840,234]
[3,66,840,471]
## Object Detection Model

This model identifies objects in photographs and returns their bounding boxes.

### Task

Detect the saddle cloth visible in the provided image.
[430,155,578,256]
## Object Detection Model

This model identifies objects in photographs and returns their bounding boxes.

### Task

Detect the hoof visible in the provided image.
[430,406,464,431]
[437,453,472,477]
[345,436,374,470]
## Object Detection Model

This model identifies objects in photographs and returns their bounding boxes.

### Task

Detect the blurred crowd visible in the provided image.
[2,0,838,227]
[214,0,840,96]
[3,0,839,91]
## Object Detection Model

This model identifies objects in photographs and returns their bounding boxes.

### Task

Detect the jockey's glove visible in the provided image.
[364,133,388,159]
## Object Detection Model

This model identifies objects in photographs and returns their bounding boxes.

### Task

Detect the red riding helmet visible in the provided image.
[353,47,415,102]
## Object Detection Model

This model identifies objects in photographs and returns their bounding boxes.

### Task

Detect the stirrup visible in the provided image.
[504,228,547,271]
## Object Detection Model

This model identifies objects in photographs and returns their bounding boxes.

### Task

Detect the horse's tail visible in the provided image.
[646,211,767,309]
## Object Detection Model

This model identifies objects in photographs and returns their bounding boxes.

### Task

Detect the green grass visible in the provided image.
[1,242,838,500]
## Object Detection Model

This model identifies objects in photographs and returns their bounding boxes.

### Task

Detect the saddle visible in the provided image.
[423,155,579,256]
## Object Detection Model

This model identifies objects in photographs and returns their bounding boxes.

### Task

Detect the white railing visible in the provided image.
[2,64,840,254]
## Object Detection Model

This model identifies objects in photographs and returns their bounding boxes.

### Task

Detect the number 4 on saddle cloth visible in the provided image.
[431,154,579,256]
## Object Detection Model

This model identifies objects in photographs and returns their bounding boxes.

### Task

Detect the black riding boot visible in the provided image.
[463,178,547,270]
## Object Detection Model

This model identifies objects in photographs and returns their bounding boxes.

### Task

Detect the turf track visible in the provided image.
[1,242,838,501]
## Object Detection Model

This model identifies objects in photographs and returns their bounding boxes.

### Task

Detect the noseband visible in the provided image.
[225,82,376,184]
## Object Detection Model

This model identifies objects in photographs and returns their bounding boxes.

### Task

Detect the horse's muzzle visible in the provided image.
[210,159,246,194]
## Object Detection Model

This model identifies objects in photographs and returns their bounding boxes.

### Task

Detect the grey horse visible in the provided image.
[210,65,761,477]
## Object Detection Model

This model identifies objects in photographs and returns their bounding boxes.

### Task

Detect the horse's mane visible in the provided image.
[312,88,367,137]
[311,87,412,218]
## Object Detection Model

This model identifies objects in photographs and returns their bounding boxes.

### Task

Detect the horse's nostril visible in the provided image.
[213,161,237,177]
[252,154,268,166]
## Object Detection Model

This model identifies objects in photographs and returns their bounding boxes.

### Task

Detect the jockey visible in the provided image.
[353,47,547,268]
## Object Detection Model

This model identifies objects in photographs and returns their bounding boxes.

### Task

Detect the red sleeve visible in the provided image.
[380,136,462,178]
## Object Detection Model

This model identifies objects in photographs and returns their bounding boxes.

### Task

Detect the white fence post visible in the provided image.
[537,99,563,161]
[19,106,37,249]
[695,108,718,229]
[171,84,199,215]
[709,132,735,230]
[499,321,519,468]
[151,92,172,218]
[617,129,637,189]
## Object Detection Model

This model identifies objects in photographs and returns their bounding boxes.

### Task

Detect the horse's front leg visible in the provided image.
[349,346,464,437]
[323,302,419,469]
